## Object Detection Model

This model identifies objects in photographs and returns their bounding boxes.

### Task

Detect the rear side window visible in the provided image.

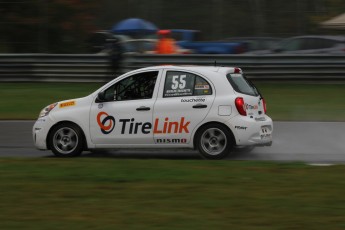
[226,73,259,97]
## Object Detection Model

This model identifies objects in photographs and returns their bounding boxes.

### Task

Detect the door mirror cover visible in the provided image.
[96,91,106,102]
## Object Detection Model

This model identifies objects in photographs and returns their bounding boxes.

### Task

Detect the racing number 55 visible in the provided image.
[171,75,186,90]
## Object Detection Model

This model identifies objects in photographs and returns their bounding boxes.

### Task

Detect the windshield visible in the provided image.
[226,73,259,97]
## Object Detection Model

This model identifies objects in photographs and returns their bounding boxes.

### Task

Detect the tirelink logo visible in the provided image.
[97,111,115,134]
[96,111,190,135]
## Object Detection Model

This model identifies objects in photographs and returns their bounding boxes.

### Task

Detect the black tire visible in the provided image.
[48,123,84,157]
[195,124,234,159]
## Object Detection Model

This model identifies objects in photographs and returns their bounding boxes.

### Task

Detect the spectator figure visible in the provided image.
[105,38,123,71]
[155,30,177,54]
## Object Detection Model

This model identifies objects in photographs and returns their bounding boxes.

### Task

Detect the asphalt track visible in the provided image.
[0,121,344,163]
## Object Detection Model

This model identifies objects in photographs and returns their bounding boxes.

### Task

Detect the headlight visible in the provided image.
[39,103,58,118]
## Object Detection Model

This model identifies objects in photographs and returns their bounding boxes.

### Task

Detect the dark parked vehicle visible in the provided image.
[171,29,247,54]
[220,37,280,54]
[271,35,345,54]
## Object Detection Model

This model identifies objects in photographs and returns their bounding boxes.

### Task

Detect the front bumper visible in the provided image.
[32,117,54,150]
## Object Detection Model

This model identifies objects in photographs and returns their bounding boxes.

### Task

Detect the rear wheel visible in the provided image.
[196,124,234,159]
[48,123,84,157]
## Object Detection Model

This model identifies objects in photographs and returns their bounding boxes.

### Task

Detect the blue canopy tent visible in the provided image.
[111,18,158,35]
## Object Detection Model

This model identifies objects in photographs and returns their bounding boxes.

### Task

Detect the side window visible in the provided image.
[318,39,336,49]
[300,38,313,50]
[194,75,212,95]
[163,71,212,97]
[281,39,301,51]
[103,71,158,101]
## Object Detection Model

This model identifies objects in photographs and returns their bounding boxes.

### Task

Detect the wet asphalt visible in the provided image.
[0,120,344,163]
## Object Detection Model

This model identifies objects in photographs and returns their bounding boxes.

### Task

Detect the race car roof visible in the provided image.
[137,65,239,74]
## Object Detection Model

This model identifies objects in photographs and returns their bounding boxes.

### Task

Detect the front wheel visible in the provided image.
[48,123,84,157]
[196,124,234,159]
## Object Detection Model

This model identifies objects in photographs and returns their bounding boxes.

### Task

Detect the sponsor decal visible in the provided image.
[154,117,190,134]
[235,126,247,130]
[156,138,187,144]
[245,103,258,110]
[181,98,205,103]
[260,133,271,139]
[98,103,103,109]
[59,101,75,108]
[118,118,151,134]
[255,117,266,121]
[97,112,190,135]
[260,127,271,139]
[165,89,192,97]
[194,84,209,90]
[119,117,190,134]
[164,74,193,97]
[97,112,115,134]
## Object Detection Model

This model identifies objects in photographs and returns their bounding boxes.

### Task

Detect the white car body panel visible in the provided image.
[33,65,273,154]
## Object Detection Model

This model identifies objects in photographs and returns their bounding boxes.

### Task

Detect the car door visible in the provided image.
[153,69,215,144]
[89,70,160,146]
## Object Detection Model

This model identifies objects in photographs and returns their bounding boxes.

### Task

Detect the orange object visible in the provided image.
[156,30,177,54]
[157,30,171,36]
[156,38,176,54]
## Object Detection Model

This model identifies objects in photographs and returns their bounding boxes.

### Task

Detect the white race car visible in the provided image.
[33,66,273,159]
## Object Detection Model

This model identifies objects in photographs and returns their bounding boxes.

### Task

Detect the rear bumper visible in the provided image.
[253,140,273,147]
[226,115,273,147]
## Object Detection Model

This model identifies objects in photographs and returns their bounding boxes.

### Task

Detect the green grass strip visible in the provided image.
[0,158,345,229]
[0,82,344,121]
[256,82,345,121]
[0,83,103,120]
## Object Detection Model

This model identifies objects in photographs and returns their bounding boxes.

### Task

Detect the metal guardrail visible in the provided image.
[0,54,115,82]
[124,54,345,80]
[0,53,345,82]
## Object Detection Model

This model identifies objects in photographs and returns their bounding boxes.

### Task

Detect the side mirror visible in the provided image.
[96,91,106,102]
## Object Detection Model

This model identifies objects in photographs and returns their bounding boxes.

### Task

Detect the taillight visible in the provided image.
[234,67,241,74]
[262,98,267,114]
[235,97,246,116]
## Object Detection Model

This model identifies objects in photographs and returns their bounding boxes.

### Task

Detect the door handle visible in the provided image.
[136,106,151,111]
[192,104,207,109]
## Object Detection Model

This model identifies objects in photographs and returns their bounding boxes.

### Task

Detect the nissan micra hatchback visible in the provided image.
[33,66,273,159]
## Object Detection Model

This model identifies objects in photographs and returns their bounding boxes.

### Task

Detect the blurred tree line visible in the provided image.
[0,0,97,53]
[0,0,344,53]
